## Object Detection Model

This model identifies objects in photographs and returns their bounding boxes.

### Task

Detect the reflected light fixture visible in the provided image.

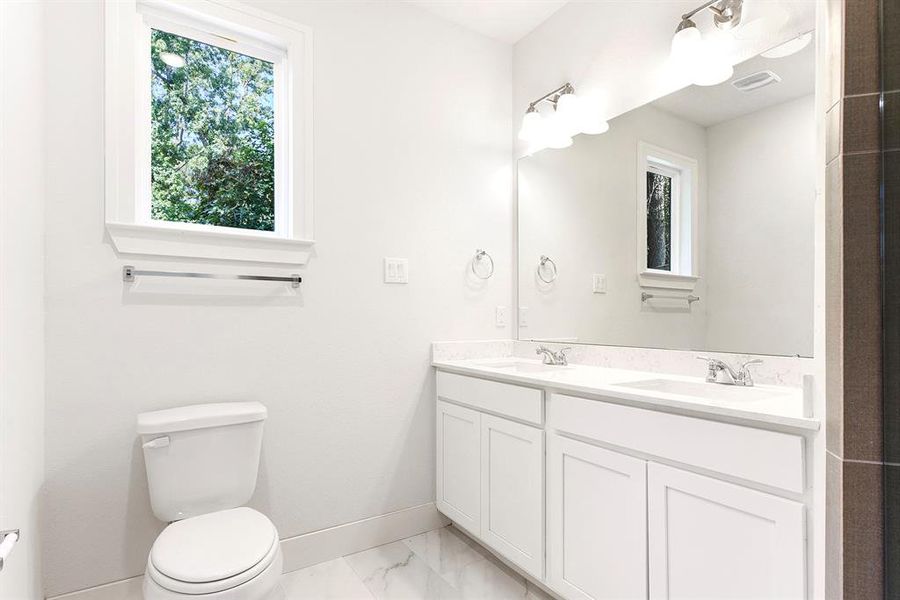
[517,82,609,153]
[670,0,744,86]
[160,52,186,68]
[761,31,812,58]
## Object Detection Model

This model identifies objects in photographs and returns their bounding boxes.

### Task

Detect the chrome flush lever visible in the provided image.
[142,436,170,450]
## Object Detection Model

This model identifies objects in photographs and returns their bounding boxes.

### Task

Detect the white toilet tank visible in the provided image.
[137,402,267,522]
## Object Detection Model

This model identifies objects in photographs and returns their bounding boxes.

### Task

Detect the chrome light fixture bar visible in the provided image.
[680,0,743,30]
[518,82,609,153]
[527,82,575,112]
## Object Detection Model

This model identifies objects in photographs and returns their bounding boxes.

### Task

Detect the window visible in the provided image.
[636,142,699,290]
[105,0,313,264]
[149,29,277,232]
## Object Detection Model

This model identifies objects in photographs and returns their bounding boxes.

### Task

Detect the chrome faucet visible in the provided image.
[536,345,571,366]
[697,356,763,387]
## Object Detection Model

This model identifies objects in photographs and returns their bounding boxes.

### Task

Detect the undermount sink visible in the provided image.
[617,378,787,402]
[474,360,570,374]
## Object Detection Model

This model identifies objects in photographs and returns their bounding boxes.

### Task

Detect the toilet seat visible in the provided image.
[147,507,279,595]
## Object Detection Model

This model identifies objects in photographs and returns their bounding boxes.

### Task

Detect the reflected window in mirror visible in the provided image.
[636,143,698,289]
[646,165,676,271]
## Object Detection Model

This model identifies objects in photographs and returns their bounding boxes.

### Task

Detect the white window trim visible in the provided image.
[636,141,699,291]
[104,0,314,265]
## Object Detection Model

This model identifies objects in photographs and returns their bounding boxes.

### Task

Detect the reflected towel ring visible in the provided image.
[538,255,558,283]
[471,249,494,280]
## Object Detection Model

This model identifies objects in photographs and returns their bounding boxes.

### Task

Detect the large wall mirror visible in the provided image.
[518,32,815,358]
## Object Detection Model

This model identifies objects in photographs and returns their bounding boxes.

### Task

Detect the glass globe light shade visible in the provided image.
[581,116,610,135]
[555,91,583,137]
[670,20,702,66]
[691,53,734,86]
[542,109,573,149]
[517,109,543,142]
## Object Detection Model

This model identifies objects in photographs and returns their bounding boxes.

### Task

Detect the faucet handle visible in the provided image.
[536,345,553,364]
[697,355,718,368]
[555,347,572,365]
[697,356,718,382]
[738,359,763,386]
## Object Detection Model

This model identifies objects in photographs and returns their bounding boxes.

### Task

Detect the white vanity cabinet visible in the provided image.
[436,372,545,579]
[434,370,811,600]
[647,463,805,600]
[547,435,647,600]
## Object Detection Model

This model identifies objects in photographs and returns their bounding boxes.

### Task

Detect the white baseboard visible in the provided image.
[279,501,449,572]
[47,502,449,600]
[47,576,143,600]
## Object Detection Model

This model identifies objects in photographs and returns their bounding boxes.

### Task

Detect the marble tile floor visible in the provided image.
[278,525,556,600]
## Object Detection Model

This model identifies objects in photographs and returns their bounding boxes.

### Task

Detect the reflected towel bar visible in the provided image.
[641,291,699,304]
[122,266,301,288]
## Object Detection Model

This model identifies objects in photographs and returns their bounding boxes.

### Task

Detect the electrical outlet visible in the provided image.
[592,274,607,293]
[519,306,529,327]
[495,306,508,327]
[384,258,409,283]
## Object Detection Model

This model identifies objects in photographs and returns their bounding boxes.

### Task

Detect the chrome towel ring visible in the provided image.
[538,255,558,283]
[471,249,494,279]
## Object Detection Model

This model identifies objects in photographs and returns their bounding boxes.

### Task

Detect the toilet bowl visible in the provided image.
[138,403,280,600]
[142,508,283,600]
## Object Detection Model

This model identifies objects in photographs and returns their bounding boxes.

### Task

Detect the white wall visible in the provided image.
[0,2,46,598]
[41,1,512,595]
[705,95,816,357]
[518,104,709,349]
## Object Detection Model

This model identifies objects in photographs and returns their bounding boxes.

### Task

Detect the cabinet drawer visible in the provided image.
[437,371,543,425]
[549,393,805,494]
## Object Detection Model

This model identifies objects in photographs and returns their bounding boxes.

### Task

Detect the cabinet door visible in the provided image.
[480,414,544,579]
[548,435,647,600]
[648,463,805,600]
[436,401,481,534]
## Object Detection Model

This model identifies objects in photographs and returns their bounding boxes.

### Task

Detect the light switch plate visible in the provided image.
[519,306,529,327]
[495,306,508,327]
[384,258,409,283]
[592,274,607,293]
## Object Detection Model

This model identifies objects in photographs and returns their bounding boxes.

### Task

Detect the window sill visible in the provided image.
[637,271,699,291]
[106,222,315,265]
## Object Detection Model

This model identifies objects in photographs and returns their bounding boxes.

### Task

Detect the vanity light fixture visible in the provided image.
[670,0,744,86]
[517,82,609,153]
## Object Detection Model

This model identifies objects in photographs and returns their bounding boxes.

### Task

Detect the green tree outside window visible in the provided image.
[150,30,276,231]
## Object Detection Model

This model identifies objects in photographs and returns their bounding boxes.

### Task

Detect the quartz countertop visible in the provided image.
[433,357,819,432]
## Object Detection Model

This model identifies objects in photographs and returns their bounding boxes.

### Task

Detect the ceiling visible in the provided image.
[651,39,815,128]
[405,0,569,44]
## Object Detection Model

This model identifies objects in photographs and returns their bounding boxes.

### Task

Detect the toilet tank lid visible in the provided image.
[137,402,267,435]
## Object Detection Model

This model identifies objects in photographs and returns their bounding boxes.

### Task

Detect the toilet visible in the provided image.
[137,402,282,600]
